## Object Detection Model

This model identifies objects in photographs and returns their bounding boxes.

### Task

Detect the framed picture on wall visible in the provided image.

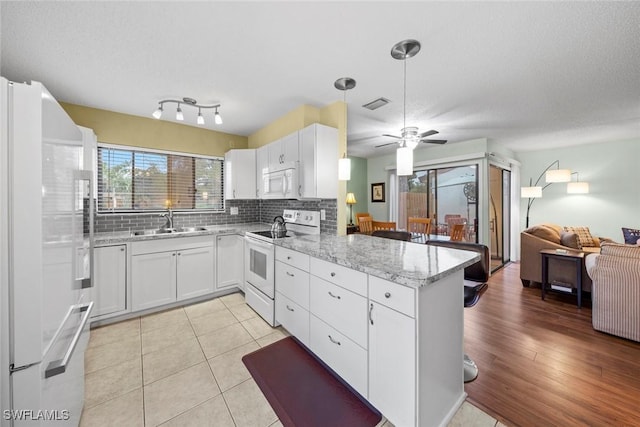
[371,182,385,203]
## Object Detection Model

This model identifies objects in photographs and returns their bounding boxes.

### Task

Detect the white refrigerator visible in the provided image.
[1,78,94,426]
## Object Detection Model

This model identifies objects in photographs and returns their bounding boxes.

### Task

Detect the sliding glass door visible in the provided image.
[397,164,478,241]
[489,165,511,271]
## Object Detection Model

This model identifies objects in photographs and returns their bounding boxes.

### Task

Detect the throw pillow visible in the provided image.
[525,224,561,244]
[560,231,581,249]
[564,226,597,248]
[621,227,640,245]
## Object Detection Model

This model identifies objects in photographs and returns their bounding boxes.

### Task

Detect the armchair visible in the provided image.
[586,243,640,342]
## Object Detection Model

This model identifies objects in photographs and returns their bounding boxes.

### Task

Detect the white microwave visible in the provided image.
[262,168,299,199]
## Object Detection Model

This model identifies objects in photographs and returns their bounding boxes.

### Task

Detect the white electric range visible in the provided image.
[244,210,320,326]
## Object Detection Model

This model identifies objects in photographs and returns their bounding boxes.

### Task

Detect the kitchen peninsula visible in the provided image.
[273,233,479,427]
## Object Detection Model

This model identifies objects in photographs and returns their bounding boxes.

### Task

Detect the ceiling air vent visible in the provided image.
[362,97,391,111]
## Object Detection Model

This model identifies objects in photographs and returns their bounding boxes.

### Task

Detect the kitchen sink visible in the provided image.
[175,226,207,233]
[131,226,207,236]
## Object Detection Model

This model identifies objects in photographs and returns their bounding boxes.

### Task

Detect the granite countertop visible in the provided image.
[93,222,270,245]
[274,233,480,289]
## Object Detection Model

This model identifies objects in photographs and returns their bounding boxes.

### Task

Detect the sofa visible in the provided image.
[520,224,609,292]
[586,243,640,342]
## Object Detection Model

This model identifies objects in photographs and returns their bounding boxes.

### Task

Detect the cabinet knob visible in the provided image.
[287,256,291,260]
[120,248,125,252]
[385,292,391,298]
[330,272,336,277]
[172,253,176,256]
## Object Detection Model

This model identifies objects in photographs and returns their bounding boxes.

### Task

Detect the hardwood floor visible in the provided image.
[464,262,640,427]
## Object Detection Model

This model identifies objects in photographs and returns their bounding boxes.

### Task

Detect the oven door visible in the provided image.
[244,236,275,298]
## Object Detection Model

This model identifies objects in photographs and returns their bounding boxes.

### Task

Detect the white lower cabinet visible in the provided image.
[216,234,243,290]
[309,314,368,398]
[368,300,416,427]
[93,245,127,317]
[131,251,177,311]
[275,292,309,346]
[131,237,214,311]
[177,246,214,300]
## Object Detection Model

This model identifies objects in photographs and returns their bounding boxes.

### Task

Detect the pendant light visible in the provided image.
[334,77,356,181]
[391,39,421,176]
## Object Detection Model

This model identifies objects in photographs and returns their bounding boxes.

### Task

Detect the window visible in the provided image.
[97,145,224,213]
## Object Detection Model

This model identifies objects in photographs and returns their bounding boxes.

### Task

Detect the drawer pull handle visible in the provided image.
[369,303,374,325]
[286,271,295,277]
[385,292,391,298]
[328,335,341,346]
[286,305,294,312]
[328,291,341,299]
[330,272,336,277]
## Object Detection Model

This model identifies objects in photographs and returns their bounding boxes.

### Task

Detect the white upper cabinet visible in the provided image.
[299,123,338,199]
[268,132,299,172]
[256,145,269,199]
[225,149,256,200]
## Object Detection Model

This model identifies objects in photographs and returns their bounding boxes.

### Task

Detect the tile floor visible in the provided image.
[80,292,507,427]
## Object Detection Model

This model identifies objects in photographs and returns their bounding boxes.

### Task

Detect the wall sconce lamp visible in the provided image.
[567,172,589,194]
[521,160,572,228]
[152,97,222,126]
[346,192,357,225]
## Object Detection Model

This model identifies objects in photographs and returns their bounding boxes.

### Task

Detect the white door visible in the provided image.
[216,235,244,290]
[369,301,416,427]
[256,145,269,198]
[177,245,215,300]
[224,149,256,200]
[280,131,299,167]
[131,251,176,311]
[93,245,127,317]
[298,125,316,198]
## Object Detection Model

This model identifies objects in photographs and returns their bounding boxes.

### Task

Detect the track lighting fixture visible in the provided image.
[152,97,222,126]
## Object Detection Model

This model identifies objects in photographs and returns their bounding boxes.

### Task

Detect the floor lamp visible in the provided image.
[521,160,571,228]
[346,193,357,226]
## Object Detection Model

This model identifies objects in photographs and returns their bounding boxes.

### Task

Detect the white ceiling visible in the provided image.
[2,1,639,158]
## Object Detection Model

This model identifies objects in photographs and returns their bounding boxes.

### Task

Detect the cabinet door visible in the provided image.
[298,125,316,198]
[369,301,416,427]
[131,251,176,311]
[268,139,283,171]
[225,149,256,199]
[93,245,126,317]
[280,131,299,166]
[177,246,215,300]
[256,145,269,198]
[216,235,244,290]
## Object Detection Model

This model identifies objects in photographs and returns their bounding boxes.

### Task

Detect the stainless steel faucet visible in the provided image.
[161,209,174,229]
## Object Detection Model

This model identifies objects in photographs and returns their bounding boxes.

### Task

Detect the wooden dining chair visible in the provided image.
[372,220,396,231]
[371,230,412,242]
[358,216,373,234]
[450,223,465,241]
[407,217,432,236]
[355,212,371,226]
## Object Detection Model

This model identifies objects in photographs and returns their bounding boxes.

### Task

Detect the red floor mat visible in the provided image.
[242,337,382,427]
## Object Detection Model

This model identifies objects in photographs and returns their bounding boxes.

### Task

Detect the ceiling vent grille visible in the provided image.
[362,97,391,111]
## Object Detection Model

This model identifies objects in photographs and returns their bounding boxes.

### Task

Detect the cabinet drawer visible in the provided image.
[276,246,309,271]
[309,315,367,398]
[309,257,367,297]
[275,292,309,347]
[309,275,367,349]
[275,261,309,310]
[369,275,416,318]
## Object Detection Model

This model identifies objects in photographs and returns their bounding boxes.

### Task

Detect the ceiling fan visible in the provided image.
[376,39,447,160]
[375,127,447,148]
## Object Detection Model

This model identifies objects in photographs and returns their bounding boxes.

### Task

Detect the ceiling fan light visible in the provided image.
[397,146,413,176]
[405,137,419,150]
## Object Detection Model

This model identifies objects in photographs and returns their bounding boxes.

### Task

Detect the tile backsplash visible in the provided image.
[94,199,337,234]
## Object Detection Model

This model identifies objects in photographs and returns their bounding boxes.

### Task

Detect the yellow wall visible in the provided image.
[60,103,248,157]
